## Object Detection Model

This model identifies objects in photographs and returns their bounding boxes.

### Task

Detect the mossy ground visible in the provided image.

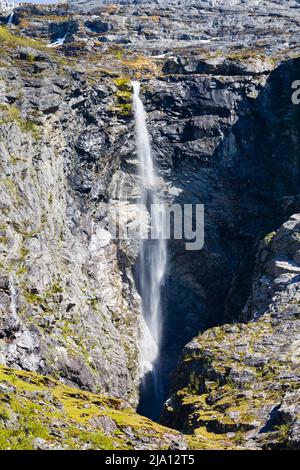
[0,365,240,450]
[0,26,45,50]
[111,77,133,117]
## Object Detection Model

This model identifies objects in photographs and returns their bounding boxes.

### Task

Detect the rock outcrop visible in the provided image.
[0,364,190,450]
[0,26,142,407]
[161,214,300,449]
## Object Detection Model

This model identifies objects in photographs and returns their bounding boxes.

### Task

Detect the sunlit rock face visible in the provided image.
[0,0,300,450]
[69,0,300,57]
[0,56,143,406]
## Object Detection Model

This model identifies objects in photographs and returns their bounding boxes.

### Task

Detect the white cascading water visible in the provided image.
[46,32,69,48]
[9,275,18,320]
[132,81,167,415]
[7,11,14,26]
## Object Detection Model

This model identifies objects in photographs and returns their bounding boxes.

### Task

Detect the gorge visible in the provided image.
[0,0,299,451]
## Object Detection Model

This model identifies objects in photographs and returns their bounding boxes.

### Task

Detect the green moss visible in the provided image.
[16,264,27,276]
[0,104,20,121]
[0,398,50,450]
[116,90,131,102]
[113,77,130,89]
[11,221,40,238]
[68,428,118,450]
[232,430,245,445]
[19,246,29,260]
[24,289,42,304]
[0,26,45,49]
[10,155,24,165]
[0,404,10,421]
[27,53,36,63]
[0,365,235,450]
[111,77,133,117]
[1,177,17,194]
[0,429,32,450]
[88,298,99,311]
[51,281,63,294]
[263,231,276,245]
[21,120,41,139]
[116,103,132,116]
[112,48,124,60]
[0,104,40,138]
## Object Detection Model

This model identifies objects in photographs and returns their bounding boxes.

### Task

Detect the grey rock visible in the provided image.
[18,47,51,62]
[1,0,300,451]
[88,415,118,434]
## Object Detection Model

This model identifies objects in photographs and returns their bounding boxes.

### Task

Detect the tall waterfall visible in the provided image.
[132,81,167,419]
[9,275,18,320]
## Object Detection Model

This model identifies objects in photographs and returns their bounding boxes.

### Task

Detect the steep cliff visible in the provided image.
[161,215,300,449]
[0,0,300,450]
[0,25,143,406]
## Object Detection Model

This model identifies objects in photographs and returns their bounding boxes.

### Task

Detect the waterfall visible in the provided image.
[46,32,69,48]
[132,81,167,419]
[7,11,14,26]
[9,275,18,320]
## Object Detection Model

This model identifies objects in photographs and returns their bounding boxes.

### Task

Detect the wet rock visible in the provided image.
[49,20,79,41]
[84,19,110,33]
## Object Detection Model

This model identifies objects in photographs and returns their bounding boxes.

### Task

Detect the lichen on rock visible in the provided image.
[161,215,300,450]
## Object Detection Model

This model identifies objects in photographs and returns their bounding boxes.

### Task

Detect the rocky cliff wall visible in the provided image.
[161,214,300,449]
[144,58,300,397]
[0,0,299,450]
[0,46,143,406]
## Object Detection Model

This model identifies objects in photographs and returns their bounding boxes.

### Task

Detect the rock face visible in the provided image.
[145,57,300,395]
[161,214,300,449]
[244,215,300,321]
[0,36,142,407]
[69,0,300,57]
[0,0,300,450]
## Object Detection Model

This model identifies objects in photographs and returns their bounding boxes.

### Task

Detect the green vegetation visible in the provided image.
[111,77,133,117]
[165,314,295,449]
[113,77,130,89]
[275,424,290,443]
[263,231,276,245]
[0,365,240,450]
[0,104,40,139]
[110,46,125,60]
[0,365,192,450]
[0,26,45,50]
